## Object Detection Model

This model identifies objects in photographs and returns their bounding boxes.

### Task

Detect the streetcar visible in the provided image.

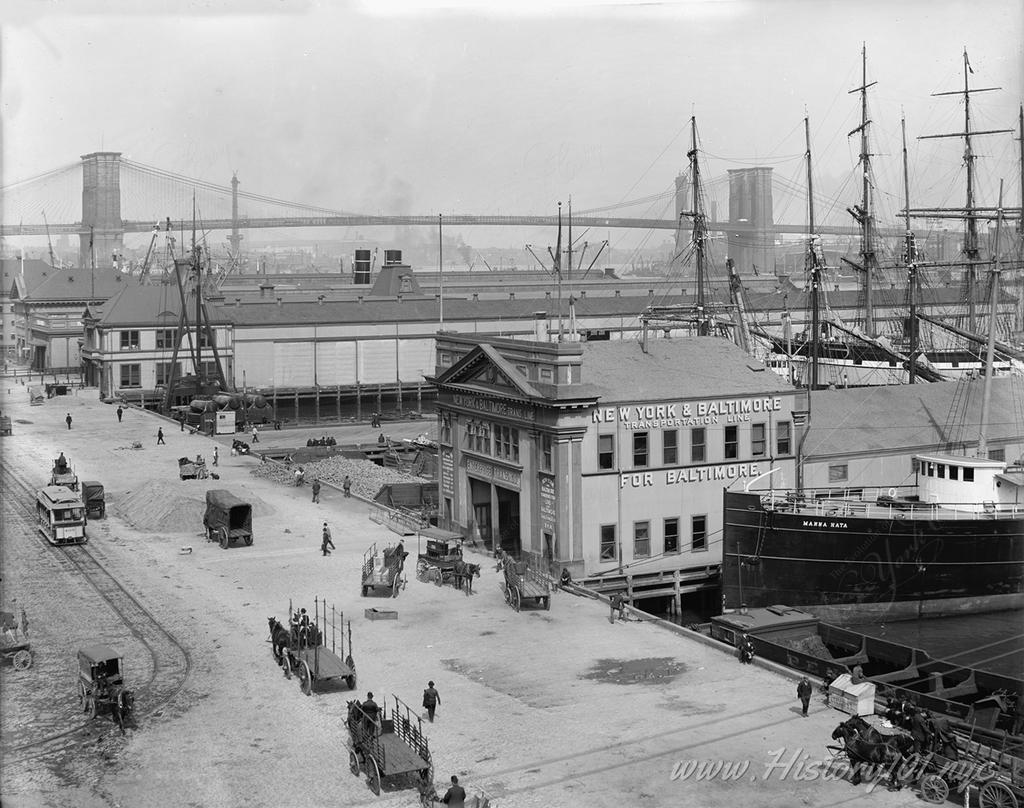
[36,485,87,545]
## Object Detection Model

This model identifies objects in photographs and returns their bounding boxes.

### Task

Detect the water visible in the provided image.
[845,610,1024,679]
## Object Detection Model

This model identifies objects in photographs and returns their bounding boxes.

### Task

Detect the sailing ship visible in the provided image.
[756,48,1022,388]
[722,181,1024,621]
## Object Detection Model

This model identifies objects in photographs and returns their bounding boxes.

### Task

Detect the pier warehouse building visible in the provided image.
[431,333,800,615]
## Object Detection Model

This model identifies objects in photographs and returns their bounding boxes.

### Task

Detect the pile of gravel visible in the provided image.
[249,455,423,500]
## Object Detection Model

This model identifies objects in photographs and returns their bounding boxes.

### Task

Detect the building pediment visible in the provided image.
[435,343,541,400]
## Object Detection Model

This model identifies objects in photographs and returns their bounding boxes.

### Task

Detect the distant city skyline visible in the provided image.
[3,0,1022,254]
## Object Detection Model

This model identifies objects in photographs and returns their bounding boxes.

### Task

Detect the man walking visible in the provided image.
[321,522,335,556]
[342,475,352,498]
[251,425,259,443]
[212,446,219,467]
[609,593,625,624]
[65,412,73,430]
[312,478,321,504]
[797,676,813,717]
[441,775,466,807]
[156,427,165,445]
[422,680,441,722]
[116,405,124,423]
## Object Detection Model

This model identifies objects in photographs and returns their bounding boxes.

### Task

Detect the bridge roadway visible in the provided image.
[1,214,901,238]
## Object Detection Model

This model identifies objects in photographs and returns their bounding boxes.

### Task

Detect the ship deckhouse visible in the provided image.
[916,453,1024,512]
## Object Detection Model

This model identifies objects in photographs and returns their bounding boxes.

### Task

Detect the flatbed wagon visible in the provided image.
[268,598,356,695]
[0,611,32,671]
[361,542,407,597]
[500,555,552,612]
[347,694,432,797]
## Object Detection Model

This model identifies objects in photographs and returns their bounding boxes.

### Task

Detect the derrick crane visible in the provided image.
[137,223,161,283]
[42,211,60,268]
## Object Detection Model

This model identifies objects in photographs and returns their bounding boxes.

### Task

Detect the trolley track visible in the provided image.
[1,453,193,762]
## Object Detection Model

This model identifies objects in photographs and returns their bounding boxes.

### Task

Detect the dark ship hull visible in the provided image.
[723,490,1024,622]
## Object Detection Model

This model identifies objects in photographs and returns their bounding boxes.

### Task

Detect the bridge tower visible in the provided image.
[727,167,774,276]
[228,172,242,256]
[79,152,124,270]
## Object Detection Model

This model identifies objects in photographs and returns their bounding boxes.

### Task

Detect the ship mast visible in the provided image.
[804,116,824,390]
[902,115,920,384]
[847,44,878,335]
[918,49,1012,333]
[978,181,1004,458]
[689,116,709,335]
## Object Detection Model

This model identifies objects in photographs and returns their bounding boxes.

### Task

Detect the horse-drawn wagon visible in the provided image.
[77,645,135,733]
[361,542,407,597]
[415,528,479,592]
[49,454,78,491]
[347,694,433,797]
[499,554,552,611]
[178,455,209,480]
[81,480,106,519]
[203,489,253,548]
[267,599,355,695]
[1,611,32,671]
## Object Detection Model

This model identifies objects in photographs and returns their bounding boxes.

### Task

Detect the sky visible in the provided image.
[2,0,1022,253]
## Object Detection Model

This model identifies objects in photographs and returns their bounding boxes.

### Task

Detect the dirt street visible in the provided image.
[0,389,926,807]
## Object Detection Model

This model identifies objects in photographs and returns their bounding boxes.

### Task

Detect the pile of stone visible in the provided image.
[249,456,420,500]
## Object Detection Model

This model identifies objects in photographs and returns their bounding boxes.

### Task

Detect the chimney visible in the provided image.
[260,283,274,298]
[579,290,586,299]
[533,312,549,342]
[397,294,403,303]
[472,293,478,302]
[357,295,364,304]
[317,295,325,306]
[234,298,241,308]
[509,292,515,300]
[276,297,283,307]
[614,290,620,297]
[545,291,551,299]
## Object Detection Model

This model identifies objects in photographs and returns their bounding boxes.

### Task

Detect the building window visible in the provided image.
[963,467,975,482]
[949,465,959,481]
[828,464,849,483]
[540,433,553,471]
[988,448,1005,462]
[691,515,707,552]
[440,414,452,444]
[691,428,706,463]
[155,328,177,350]
[476,422,491,455]
[751,423,766,457]
[197,330,215,349]
[600,524,616,561]
[937,463,946,479]
[598,434,615,470]
[119,330,140,350]
[724,425,739,460]
[663,429,678,465]
[201,361,220,380]
[664,517,679,553]
[155,362,179,387]
[777,421,792,455]
[633,432,649,467]
[495,425,518,462]
[633,521,650,558]
[119,363,141,388]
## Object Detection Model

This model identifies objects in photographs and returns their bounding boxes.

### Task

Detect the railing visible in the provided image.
[760,489,1024,520]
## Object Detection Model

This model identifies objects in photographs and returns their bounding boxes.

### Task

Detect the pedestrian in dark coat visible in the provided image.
[116,405,124,423]
[342,475,352,498]
[422,680,440,722]
[65,412,73,430]
[156,427,165,445]
[911,708,931,754]
[797,676,813,716]
[312,479,321,504]
[609,593,625,623]
[441,775,466,807]
[321,522,335,556]
[212,446,218,467]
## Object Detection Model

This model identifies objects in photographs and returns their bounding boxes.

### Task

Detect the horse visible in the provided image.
[830,718,910,788]
[453,560,481,594]
[267,617,291,664]
[111,687,135,734]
